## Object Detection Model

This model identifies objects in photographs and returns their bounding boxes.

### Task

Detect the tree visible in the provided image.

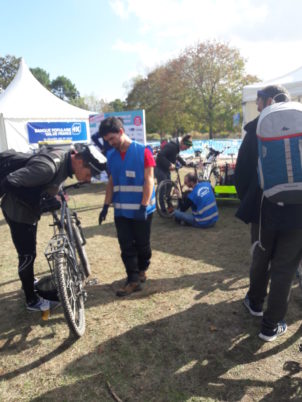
[51,75,79,102]
[30,67,51,89]
[108,98,127,112]
[179,41,258,138]
[0,55,21,90]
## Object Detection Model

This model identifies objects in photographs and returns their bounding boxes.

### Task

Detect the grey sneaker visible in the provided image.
[243,295,263,317]
[26,296,50,312]
[259,321,287,342]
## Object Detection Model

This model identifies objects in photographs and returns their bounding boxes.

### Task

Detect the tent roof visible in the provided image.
[0,58,91,119]
[242,65,302,103]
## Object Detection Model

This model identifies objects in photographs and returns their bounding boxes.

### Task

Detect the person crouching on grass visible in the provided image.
[98,117,156,297]
[174,173,218,228]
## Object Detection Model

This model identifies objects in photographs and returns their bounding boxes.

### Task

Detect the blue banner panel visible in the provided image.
[27,122,87,144]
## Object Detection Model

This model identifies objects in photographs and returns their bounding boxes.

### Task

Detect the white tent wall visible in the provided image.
[242,66,302,132]
[0,59,92,152]
[0,114,8,150]
[1,118,90,152]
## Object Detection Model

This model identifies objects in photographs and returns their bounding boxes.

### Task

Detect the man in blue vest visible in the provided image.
[98,117,156,296]
[174,173,218,228]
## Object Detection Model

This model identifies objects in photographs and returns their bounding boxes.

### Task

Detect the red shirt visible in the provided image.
[120,147,156,168]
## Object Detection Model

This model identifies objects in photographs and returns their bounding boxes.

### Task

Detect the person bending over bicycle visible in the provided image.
[0,145,106,312]
[174,173,219,228]
[154,134,193,184]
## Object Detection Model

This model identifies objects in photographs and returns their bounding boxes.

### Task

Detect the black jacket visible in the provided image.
[235,117,302,230]
[156,138,186,172]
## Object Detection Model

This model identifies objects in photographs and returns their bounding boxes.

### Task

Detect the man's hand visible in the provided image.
[134,205,148,221]
[99,204,109,225]
[169,164,175,171]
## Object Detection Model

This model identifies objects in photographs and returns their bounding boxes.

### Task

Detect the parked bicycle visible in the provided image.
[42,182,90,338]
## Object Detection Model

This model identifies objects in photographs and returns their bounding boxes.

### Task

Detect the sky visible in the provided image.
[1,0,302,102]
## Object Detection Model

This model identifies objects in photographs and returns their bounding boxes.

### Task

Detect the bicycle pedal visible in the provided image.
[86,278,99,286]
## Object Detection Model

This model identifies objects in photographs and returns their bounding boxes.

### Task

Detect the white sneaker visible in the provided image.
[26,296,50,312]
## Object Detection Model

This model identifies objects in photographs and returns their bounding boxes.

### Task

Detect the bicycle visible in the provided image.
[156,162,200,218]
[198,146,238,199]
[43,182,90,338]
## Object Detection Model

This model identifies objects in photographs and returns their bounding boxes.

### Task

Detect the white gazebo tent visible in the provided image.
[0,59,92,152]
[242,66,302,128]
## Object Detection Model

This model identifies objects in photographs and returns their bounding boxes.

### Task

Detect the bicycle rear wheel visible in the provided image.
[72,223,91,278]
[156,179,179,218]
[297,261,302,291]
[54,251,86,338]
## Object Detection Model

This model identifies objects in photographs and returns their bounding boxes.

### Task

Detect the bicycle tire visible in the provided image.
[156,179,179,218]
[54,251,86,338]
[297,261,302,291]
[72,223,91,278]
[209,168,219,189]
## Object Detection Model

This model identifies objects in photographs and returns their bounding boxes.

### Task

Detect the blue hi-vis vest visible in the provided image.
[189,182,218,227]
[107,141,156,218]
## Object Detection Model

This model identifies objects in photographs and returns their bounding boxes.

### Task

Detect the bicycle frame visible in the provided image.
[44,184,86,285]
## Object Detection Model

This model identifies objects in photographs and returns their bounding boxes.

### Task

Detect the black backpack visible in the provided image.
[0,149,34,183]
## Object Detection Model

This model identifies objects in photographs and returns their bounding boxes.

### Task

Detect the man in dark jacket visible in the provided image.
[235,85,302,341]
[155,134,193,184]
[0,145,106,312]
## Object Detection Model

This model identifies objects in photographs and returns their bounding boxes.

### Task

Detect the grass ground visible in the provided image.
[0,182,302,402]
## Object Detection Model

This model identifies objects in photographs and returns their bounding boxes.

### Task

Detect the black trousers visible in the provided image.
[114,214,153,282]
[248,223,302,330]
[3,212,37,304]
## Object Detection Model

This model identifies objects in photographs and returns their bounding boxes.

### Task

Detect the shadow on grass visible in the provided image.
[83,205,248,269]
[31,300,302,402]
[0,289,77,380]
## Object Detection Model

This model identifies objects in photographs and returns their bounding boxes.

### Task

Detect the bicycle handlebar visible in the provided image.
[61,182,87,192]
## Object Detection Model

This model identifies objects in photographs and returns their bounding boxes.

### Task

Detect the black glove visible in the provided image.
[99,204,109,225]
[39,193,61,213]
[134,205,148,221]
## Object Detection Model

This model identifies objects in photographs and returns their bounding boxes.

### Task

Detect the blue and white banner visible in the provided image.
[89,109,146,144]
[27,121,87,144]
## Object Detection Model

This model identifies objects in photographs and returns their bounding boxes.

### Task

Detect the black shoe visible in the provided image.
[243,295,263,317]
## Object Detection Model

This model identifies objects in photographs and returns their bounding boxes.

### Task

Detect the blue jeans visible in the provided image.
[174,210,215,228]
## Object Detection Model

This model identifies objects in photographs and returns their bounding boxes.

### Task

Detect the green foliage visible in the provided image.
[126,41,259,138]
[30,67,51,89]
[0,54,21,90]
[50,75,79,101]
[108,98,127,112]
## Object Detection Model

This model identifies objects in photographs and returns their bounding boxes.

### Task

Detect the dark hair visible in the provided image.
[185,172,197,184]
[257,85,290,103]
[98,116,124,137]
[181,134,193,147]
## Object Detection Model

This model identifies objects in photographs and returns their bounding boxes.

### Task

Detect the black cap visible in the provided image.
[78,144,107,176]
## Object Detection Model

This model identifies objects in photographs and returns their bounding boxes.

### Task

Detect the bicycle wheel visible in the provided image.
[297,261,302,291]
[72,223,91,278]
[54,250,86,337]
[156,179,179,218]
[209,168,219,189]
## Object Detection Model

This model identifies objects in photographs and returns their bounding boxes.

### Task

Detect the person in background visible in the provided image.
[235,84,302,341]
[174,173,218,228]
[0,145,106,311]
[155,134,193,184]
[98,117,156,297]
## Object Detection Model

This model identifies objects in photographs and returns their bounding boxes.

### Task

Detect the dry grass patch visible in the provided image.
[0,182,302,401]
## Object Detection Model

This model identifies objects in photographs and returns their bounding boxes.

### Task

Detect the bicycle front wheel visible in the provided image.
[72,224,91,278]
[55,251,86,338]
[156,179,179,218]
